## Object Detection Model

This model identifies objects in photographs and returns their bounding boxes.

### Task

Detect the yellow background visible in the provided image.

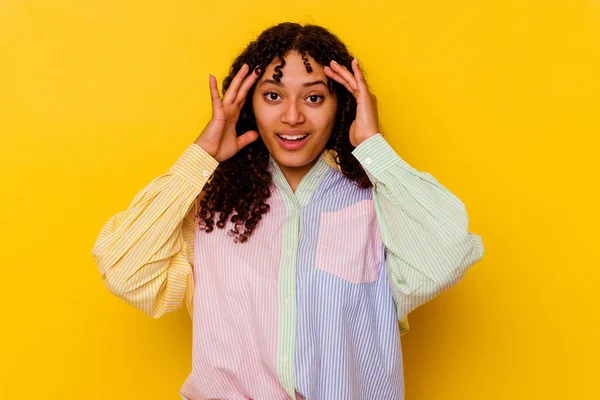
[1,0,598,398]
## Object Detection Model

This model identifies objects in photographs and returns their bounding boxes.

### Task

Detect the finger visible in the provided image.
[324,67,356,96]
[223,63,249,104]
[237,130,259,150]
[329,60,358,92]
[209,74,223,115]
[235,66,261,106]
[351,58,370,96]
[324,66,358,98]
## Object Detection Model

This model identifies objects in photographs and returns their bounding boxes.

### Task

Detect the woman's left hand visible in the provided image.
[324,58,380,147]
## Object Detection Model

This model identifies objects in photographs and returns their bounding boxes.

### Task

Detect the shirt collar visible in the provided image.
[268,151,332,207]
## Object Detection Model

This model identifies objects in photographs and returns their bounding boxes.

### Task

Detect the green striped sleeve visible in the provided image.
[352,134,485,320]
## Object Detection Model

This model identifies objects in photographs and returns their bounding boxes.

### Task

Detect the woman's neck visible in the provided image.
[277,158,319,193]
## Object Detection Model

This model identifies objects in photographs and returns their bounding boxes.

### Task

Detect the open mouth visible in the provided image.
[276,133,309,142]
[276,133,310,150]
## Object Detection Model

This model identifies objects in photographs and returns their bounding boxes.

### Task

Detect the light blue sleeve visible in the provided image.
[352,134,485,320]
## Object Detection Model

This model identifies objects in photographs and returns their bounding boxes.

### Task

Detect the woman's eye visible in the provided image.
[307,95,324,104]
[265,92,280,101]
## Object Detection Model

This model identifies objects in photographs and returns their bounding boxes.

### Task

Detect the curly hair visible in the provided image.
[196,22,372,243]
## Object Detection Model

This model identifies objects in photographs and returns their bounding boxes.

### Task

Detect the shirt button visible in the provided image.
[202,170,210,177]
[364,157,372,165]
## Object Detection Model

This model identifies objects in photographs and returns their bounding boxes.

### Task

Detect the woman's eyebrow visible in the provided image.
[259,79,327,88]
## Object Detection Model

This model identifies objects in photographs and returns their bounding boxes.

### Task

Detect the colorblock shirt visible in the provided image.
[91,133,485,399]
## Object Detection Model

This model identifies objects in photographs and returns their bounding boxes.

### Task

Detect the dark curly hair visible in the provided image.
[196,22,372,243]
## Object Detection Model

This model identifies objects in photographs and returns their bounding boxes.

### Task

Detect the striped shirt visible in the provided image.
[91,133,484,399]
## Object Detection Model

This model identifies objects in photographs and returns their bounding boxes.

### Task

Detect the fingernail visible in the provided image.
[332,60,338,65]
[353,58,358,65]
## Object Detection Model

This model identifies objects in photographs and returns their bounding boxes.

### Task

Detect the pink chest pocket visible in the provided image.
[315,199,384,284]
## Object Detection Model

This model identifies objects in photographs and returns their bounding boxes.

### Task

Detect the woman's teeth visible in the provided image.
[278,134,308,141]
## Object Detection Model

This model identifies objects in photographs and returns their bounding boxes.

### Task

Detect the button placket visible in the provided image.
[269,154,329,399]
[277,199,300,398]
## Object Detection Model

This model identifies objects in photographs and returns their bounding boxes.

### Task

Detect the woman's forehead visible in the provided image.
[259,52,327,87]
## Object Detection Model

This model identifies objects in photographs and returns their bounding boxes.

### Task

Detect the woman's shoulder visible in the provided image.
[311,149,373,205]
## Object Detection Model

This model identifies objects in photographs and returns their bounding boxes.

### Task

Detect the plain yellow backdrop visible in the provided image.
[1,0,598,399]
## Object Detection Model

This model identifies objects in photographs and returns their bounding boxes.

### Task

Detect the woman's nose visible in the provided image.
[281,102,305,125]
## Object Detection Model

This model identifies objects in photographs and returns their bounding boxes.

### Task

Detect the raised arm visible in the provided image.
[352,134,485,321]
[91,144,218,318]
[91,63,261,318]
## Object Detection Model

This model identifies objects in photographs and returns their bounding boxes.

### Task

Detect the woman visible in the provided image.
[91,22,484,400]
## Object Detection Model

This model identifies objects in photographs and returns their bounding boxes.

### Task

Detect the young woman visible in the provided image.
[92,22,484,400]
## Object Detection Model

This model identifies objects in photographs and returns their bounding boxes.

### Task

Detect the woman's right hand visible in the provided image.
[194,63,261,162]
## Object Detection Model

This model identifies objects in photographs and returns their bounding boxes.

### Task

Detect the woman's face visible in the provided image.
[252,51,338,177]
